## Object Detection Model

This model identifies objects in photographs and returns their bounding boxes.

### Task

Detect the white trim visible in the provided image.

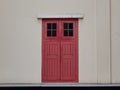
[39,20,42,83]
[37,14,84,19]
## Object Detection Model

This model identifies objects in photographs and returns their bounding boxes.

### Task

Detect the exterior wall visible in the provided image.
[0,0,119,84]
[96,0,111,83]
[111,0,120,83]
[0,0,97,83]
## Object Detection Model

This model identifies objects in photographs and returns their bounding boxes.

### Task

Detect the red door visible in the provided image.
[42,19,78,83]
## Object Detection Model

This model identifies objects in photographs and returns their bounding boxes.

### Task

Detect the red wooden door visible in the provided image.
[42,19,78,83]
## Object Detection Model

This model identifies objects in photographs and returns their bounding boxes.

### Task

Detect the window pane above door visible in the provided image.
[64,23,73,37]
[47,23,57,37]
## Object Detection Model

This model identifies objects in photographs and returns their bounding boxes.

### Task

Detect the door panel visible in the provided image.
[42,19,60,82]
[61,42,77,81]
[60,19,78,82]
[42,42,60,81]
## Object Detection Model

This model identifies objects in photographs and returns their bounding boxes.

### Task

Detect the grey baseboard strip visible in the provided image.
[0,83,120,87]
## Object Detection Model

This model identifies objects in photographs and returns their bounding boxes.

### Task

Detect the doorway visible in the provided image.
[42,19,78,83]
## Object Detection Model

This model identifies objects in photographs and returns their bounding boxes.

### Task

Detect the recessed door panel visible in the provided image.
[61,42,77,81]
[42,42,60,81]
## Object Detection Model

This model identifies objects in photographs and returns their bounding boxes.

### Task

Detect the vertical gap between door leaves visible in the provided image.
[59,19,62,81]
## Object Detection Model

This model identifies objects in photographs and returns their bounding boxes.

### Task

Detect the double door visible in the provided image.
[42,19,78,82]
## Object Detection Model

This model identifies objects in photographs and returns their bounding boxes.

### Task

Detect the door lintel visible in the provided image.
[37,14,84,19]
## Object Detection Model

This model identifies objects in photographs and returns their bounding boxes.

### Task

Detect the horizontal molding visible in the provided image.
[37,14,84,19]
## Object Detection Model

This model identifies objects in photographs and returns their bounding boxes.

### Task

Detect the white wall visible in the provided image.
[96,0,111,83]
[78,0,97,83]
[0,0,97,83]
[0,0,41,83]
[111,0,120,83]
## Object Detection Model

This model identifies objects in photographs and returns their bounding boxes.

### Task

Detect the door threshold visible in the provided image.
[41,83,79,85]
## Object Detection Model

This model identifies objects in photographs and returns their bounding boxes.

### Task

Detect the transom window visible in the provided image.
[47,23,56,37]
[64,23,73,36]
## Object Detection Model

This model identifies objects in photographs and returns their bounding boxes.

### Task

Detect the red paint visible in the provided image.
[42,19,78,83]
